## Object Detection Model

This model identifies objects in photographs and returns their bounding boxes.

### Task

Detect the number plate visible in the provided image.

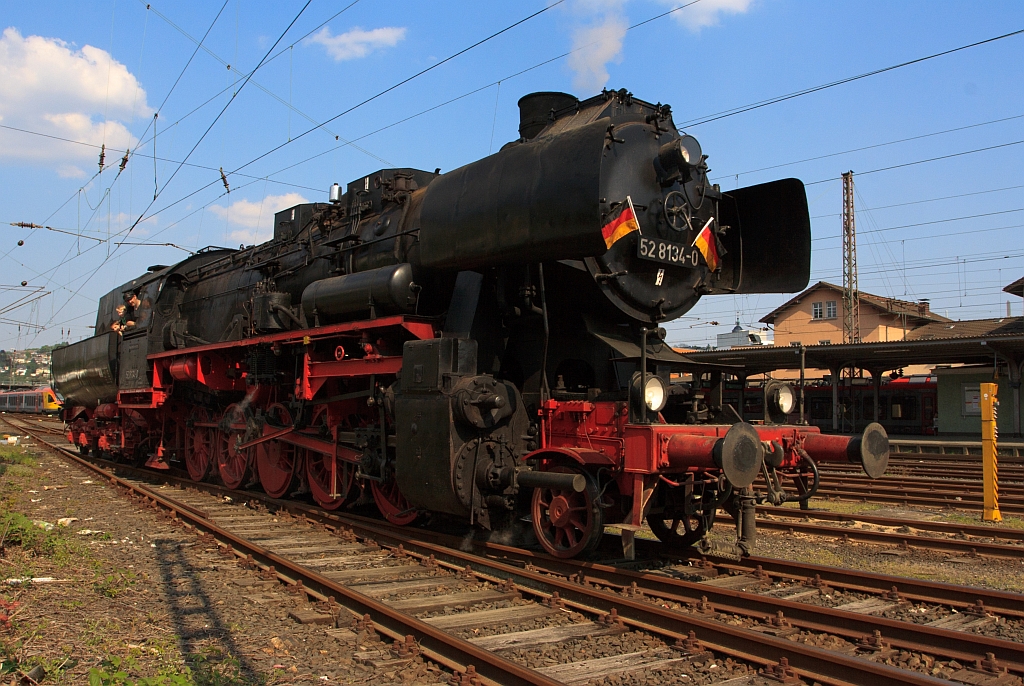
[637,236,700,267]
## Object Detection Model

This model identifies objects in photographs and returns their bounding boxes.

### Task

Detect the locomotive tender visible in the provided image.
[53,89,889,558]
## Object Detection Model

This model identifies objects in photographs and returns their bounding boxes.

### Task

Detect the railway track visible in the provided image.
[7,415,1024,686]
[808,482,1024,515]
[21,412,1024,555]
[818,473,1024,499]
[822,463,1024,482]
[713,510,1024,560]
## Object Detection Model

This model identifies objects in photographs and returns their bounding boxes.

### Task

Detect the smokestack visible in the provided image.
[518,92,578,141]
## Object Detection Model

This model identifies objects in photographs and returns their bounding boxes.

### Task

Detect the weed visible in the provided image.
[0,447,35,467]
[188,648,258,686]
[87,655,192,685]
[780,499,885,515]
[94,569,137,598]
[0,510,91,568]
[941,510,1024,530]
[0,512,46,550]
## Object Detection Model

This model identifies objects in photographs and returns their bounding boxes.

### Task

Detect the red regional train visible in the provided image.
[0,387,62,416]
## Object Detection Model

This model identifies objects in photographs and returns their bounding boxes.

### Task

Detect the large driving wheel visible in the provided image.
[305,407,357,510]
[648,513,710,547]
[216,403,253,490]
[185,408,214,481]
[256,403,296,498]
[648,479,722,547]
[307,453,357,510]
[531,466,604,558]
[371,476,417,526]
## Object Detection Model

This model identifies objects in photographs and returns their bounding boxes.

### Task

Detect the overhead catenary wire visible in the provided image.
[804,139,1024,186]
[215,1,570,181]
[810,184,1024,219]
[139,0,392,166]
[134,0,314,222]
[0,124,324,193]
[17,2,1023,339]
[28,0,317,343]
[811,207,1024,242]
[1,0,236,281]
[106,0,580,241]
[813,222,1024,251]
[677,28,1024,128]
[713,112,1024,182]
[18,0,702,341]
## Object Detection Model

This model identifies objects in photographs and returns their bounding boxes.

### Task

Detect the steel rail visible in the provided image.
[22,416,1024,615]
[714,514,1024,559]
[819,477,1024,498]
[316,519,987,685]
[824,469,1024,486]
[810,487,1024,514]
[755,505,1024,542]
[466,542,1024,674]
[823,462,1024,475]
[14,420,952,686]
[4,422,562,686]
[684,548,1024,619]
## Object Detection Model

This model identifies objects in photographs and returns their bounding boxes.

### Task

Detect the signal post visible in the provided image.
[980,382,1001,522]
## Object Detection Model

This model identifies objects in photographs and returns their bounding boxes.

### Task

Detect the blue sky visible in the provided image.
[1,0,1022,350]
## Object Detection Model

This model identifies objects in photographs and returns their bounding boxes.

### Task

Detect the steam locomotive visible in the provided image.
[53,89,889,559]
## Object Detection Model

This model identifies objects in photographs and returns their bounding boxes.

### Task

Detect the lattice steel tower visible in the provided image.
[842,171,860,343]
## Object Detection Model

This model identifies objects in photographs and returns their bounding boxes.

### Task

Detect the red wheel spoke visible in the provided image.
[531,466,603,558]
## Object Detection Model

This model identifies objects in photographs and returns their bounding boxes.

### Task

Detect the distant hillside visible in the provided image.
[0,344,68,384]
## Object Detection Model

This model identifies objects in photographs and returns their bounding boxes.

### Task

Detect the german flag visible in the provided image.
[601,197,641,249]
[692,218,720,272]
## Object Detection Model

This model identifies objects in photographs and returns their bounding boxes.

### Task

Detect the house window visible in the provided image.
[826,300,837,318]
[812,302,823,319]
[818,340,831,345]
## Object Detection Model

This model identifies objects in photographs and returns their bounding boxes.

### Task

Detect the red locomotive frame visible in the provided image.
[65,313,888,559]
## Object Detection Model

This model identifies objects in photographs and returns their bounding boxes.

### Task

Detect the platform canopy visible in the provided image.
[685,321,1024,376]
[684,321,1024,436]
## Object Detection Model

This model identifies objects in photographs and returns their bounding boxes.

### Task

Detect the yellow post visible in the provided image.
[980,382,1001,522]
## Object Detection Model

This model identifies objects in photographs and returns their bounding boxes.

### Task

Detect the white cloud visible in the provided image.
[56,164,86,179]
[562,0,754,91]
[566,0,628,92]
[210,192,310,245]
[0,27,150,166]
[655,0,754,31]
[306,26,406,61]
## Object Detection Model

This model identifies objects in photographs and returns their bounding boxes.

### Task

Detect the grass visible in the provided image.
[778,499,887,515]
[780,497,1024,532]
[94,569,137,599]
[0,510,92,570]
[940,510,1024,530]
[85,648,258,686]
[0,442,268,684]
